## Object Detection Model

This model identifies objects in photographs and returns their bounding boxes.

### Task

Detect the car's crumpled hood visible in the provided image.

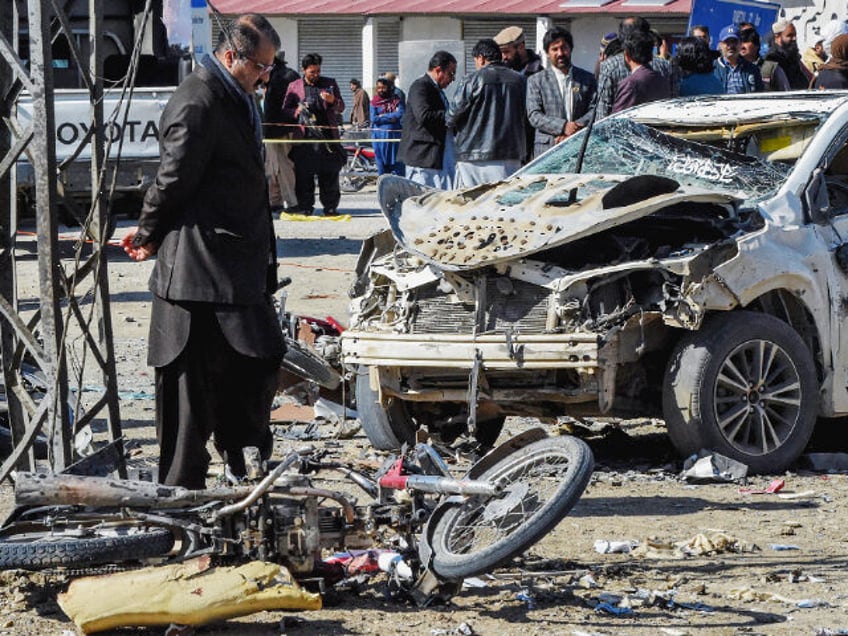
[377,173,740,271]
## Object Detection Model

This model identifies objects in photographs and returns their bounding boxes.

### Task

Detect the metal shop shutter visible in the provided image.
[376,18,401,79]
[298,17,364,122]
[210,14,226,51]
[461,18,537,78]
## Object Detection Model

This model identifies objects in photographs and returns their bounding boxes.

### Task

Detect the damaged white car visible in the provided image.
[342,93,848,472]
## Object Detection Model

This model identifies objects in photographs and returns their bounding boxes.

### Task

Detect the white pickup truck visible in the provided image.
[15,86,174,222]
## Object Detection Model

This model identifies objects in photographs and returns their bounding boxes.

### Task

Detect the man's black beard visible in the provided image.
[779,41,800,59]
[506,56,522,71]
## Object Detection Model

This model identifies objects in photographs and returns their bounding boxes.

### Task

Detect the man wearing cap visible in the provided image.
[766,19,812,89]
[526,26,596,158]
[494,25,543,77]
[714,24,763,94]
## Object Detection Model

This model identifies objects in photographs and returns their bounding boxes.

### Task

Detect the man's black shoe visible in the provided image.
[283,205,313,216]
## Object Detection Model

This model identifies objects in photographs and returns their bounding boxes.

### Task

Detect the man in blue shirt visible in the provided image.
[714,24,764,94]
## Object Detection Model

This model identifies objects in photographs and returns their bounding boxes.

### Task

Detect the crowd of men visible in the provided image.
[397,15,848,190]
[259,14,848,200]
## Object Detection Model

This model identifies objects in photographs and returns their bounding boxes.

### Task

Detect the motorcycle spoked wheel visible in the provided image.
[282,340,342,390]
[339,172,368,192]
[425,435,593,580]
[0,520,175,570]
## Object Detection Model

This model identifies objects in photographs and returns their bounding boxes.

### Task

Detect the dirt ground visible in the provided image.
[2,187,848,636]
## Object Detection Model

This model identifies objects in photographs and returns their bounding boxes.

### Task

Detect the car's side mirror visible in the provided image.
[805,168,831,225]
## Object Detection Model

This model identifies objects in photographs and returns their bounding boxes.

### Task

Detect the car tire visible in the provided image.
[355,366,416,450]
[663,311,818,474]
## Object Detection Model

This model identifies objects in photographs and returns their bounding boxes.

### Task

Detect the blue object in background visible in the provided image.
[688,0,781,49]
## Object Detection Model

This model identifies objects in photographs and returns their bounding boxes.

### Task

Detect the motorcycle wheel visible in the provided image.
[0,521,175,570]
[282,341,342,390]
[340,173,368,192]
[426,435,593,580]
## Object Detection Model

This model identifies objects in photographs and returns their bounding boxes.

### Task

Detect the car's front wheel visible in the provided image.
[663,311,818,473]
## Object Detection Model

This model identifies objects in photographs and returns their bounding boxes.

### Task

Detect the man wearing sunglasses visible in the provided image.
[122,14,285,489]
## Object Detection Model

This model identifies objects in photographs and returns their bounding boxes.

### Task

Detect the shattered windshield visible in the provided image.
[520,118,793,202]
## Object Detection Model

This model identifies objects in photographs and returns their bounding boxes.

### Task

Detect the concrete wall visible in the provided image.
[568,15,621,73]
[268,16,298,66]
[779,0,847,51]
[401,16,462,41]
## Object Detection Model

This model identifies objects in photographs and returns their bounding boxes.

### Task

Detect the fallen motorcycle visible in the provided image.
[0,428,592,601]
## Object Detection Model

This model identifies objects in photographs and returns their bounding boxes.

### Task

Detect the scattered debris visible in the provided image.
[739,478,785,494]
[593,539,638,554]
[57,556,321,634]
[430,622,474,636]
[777,490,817,500]
[611,532,759,560]
[594,602,633,616]
[678,532,757,557]
[681,452,748,483]
[314,397,358,423]
[577,573,600,589]
[517,589,537,610]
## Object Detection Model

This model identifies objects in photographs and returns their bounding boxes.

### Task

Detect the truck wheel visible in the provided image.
[663,311,818,473]
[355,366,416,450]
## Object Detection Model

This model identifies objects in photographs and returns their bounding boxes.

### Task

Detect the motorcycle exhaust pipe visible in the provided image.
[381,474,501,497]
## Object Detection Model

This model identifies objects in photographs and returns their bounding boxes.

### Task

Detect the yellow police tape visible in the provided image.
[279,211,352,222]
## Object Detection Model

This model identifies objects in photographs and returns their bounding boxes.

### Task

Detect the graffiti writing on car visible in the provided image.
[667,155,737,184]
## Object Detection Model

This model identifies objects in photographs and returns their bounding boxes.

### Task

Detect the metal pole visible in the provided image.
[89,0,125,476]
[28,0,72,470]
[0,0,35,472]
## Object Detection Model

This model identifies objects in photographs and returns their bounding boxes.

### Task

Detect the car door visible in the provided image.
[809,127,848,411]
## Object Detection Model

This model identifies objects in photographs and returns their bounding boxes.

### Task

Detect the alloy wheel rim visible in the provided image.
[712,338,802,456]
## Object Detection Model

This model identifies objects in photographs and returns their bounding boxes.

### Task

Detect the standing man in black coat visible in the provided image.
[397,50,458,190]
[122,14,285,489]
[447,39,526,188]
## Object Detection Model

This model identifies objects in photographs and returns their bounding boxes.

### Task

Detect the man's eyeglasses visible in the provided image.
[238,51,275,74]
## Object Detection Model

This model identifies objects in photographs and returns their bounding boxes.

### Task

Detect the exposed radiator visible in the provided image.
[411,276,549,334]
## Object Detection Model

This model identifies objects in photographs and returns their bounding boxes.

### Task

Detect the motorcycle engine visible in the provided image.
[271,475,321,574]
